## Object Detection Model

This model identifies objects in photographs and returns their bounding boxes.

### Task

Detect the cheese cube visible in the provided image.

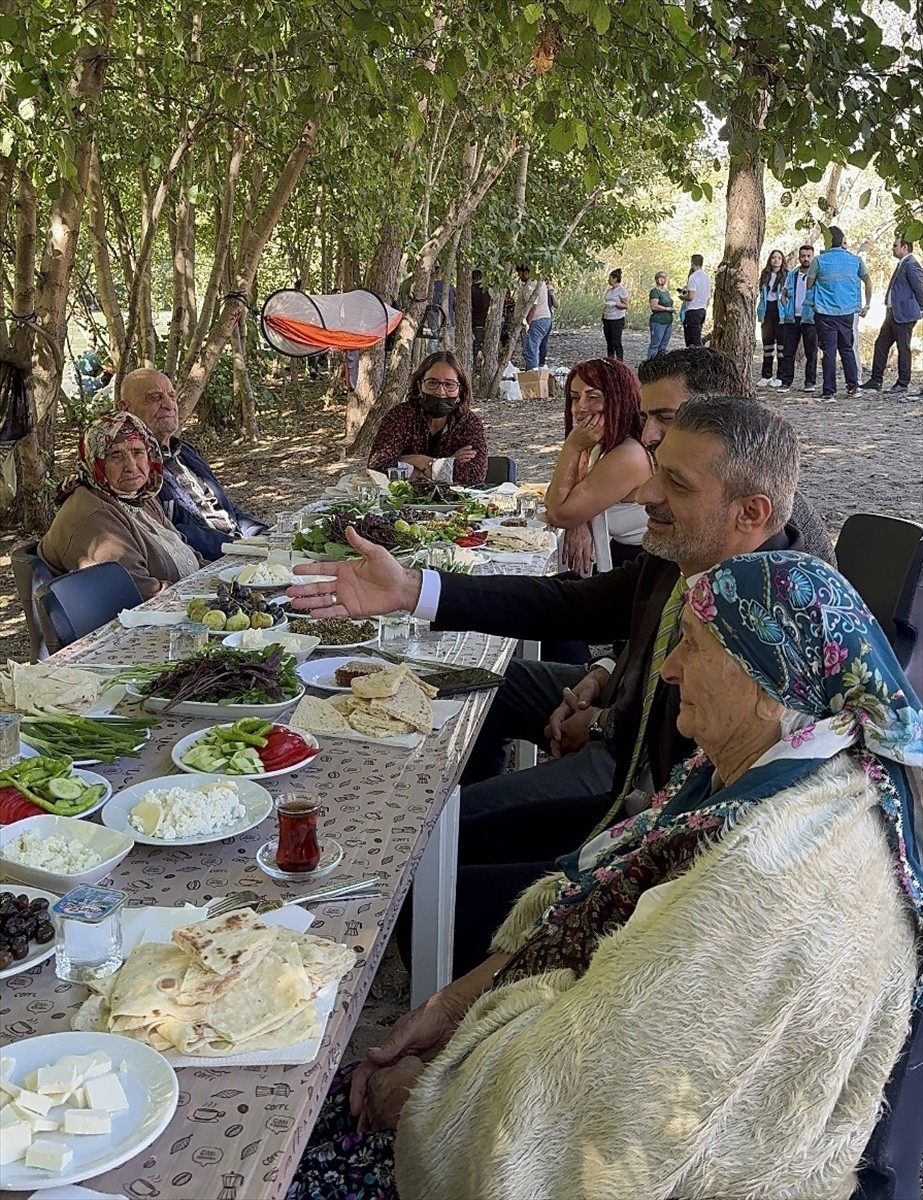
[0,1116,32,1164]
[68,1085,88,1109]
[0,1104,20,1126]
[0,1086,12,1108]
[63,1107,112,1135]
[23,1071,38,1091]
[1,1079,21,1103]
[79,1050,112,1081]
[11,1103,59,1133]
[37,1063,79,1095]
[13,1089,54,1117]
[0,1055,13,1082]
[83,1072,129,1114]
[24,1139,73,1172]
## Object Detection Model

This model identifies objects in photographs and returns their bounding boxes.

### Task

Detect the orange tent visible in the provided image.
[261,288,401,357]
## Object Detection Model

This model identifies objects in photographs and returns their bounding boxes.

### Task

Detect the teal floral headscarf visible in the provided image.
[687,551,922,913]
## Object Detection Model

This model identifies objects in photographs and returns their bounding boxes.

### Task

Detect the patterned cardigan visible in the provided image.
[367,400,488,485]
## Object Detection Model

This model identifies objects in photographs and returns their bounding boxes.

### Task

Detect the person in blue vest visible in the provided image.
[117,369,268,560]
[776,244,818,394]
[804,226,872,401]
[859,234,923,395]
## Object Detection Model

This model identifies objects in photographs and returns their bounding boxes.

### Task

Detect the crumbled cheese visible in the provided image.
[238,629,303,653]
[128,781,245,840]
[1,831,102,875]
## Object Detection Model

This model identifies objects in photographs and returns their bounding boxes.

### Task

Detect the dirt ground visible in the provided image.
[1,326,921,664]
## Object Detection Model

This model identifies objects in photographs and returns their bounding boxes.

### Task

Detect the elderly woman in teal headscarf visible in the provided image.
[39,411,201,599]
[289,553,921,1200]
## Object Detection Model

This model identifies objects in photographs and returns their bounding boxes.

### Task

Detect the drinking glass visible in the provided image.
[357,482,378,507]
[168,621,209,661]
[517,494,539,521]
[274,795,321,872]
[426,545,453,571]
[0,713,21,768]
[379,611,411,651]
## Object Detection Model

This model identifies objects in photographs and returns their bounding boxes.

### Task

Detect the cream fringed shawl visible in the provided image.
[395,755,917,1200]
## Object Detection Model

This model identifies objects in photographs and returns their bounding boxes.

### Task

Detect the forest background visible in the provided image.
[0,0,921,538]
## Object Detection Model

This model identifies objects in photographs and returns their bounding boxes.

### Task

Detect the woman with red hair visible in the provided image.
[543,358,652,575]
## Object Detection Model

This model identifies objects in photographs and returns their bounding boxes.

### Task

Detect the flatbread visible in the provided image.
[1,660,104,712]
[171,909,277,979]
[108,943,191,1019]
[351,662,409,699]
[370,674,434,735]
[346,706,414,737]
[290,692,351,735]
[329,693,359,716]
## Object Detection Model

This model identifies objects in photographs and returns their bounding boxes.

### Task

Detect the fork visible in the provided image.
[206,877,381,918]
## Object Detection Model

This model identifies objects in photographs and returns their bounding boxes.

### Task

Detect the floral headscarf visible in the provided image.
[60,411,164,509]
[686,551,922,913]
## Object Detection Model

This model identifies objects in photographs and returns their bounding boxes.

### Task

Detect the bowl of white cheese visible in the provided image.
[0,815,133,893]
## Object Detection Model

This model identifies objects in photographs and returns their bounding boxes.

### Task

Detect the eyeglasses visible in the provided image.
[421,378,460,394]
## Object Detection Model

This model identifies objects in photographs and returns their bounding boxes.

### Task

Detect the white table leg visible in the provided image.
[514,638,541,770]
[411,784,460,1006]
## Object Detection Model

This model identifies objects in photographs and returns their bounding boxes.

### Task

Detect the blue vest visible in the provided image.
[809,247,864,316]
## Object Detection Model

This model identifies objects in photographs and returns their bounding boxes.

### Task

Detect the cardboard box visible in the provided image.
[518,368,554,399]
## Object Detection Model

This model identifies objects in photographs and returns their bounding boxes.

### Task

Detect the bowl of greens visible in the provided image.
[124,645,304,718]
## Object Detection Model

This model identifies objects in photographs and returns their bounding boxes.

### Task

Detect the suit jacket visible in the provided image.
[885,254,923,325]
[158,441,267,561]
[435,526,807,799]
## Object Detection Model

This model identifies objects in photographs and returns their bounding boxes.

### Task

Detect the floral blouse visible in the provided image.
[367,400,488,485]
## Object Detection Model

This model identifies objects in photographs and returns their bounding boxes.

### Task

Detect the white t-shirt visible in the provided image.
[685,268,710,311]
[603,286,629,321]
[526,280,551,320]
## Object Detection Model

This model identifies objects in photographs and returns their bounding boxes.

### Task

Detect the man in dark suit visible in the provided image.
[859,235,923,395]
[118,369,268,560]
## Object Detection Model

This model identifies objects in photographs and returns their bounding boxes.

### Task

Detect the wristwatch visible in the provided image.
[588,710,607,741]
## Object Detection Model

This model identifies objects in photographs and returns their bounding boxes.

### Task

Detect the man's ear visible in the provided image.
[736,493,774,533]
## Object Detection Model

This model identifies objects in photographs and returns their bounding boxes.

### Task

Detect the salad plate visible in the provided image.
[171,723,321,779]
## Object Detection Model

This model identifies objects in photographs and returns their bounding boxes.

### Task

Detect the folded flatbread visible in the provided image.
[369,674,434,735]
[1,660,104,712]
[290,692,351,735]
[351,662,409,699]
[172,909,277,979]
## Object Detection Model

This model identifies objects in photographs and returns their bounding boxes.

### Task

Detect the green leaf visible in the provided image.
[592,4,611,34]
[535,100,557,125]
[903,219,923,241]
[352,9,374,29]
[858,187,871,209]
[549,120,575,152]
[0,14,18,41]
[523,3,543,22]
[17,98,36,121]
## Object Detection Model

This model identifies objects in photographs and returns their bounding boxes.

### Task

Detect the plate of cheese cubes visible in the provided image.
[0,1031,179,1190]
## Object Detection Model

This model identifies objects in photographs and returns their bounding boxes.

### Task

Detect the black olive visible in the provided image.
[29,897,49,913]
[0,937,10,952]
[0,891,12,903]
[34,922,55,944]
[23,917,38,938]
[0,900,15,918]
[0,950,13,970]
[5,916,27,937]
[14,895,29,911]
[10,939,29,960]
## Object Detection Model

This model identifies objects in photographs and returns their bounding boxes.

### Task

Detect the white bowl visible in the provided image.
[221,630,320,661]
[0,814,134,893]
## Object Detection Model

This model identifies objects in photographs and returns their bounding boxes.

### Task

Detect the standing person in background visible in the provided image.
[860,235,923,395]
[431,269,455,349]
[540,275,559,367]
[514,265,552,370]
[679,254,710,346]
[805,226,871,401]
[756,248,787,387]
[647,271,674,358]
[602,269,629,360]
[777,245,817,394]
[470,270,491,366]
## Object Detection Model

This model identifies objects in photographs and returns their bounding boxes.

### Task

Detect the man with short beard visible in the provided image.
[289,396,825,970]
[118,369,268,560]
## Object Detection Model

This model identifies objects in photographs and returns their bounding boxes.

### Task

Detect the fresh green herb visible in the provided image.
[21,712,158,764]
[139,645,300,712]
[0,756,106,816]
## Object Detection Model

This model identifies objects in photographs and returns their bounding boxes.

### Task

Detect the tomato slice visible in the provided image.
[259,727,315,770]
[0,787,45,824]
[454,531,487,547]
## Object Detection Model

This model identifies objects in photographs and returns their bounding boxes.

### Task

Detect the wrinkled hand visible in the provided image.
[453,445,478,463]
[358,1056,425,1133]
[349,994,460,1122]
[561,523,595,576]
[558,705,601,755]
[288,527,421,618]
[401,454,433,471]
[546,669,605,756]
[568,413,605,450]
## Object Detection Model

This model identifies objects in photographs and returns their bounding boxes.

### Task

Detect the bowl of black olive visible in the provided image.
[0,886,57,978]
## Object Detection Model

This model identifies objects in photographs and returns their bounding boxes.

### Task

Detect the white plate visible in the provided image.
[217,564,299,589]
[221,630,320,661]
[481,516,546,529]
[170,724,321,779]
[3,758,113,820]
[287,617,381,651]
[0,884,57,980]
[296,655,392,693]
[18,735,147,772]
[125,681,304,720]
[303,697,464,749]
[0,1031,179,1192]
[101,774,273,846]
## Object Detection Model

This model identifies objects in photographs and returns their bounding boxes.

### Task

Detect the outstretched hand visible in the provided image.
[287,526,422,618]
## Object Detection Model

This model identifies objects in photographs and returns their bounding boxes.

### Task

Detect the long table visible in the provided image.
[1,546,553,1199]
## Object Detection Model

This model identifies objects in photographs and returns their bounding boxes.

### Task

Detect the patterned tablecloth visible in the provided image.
[1,547,554,1199]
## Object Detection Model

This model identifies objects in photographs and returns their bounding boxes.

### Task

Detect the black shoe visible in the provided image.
[858,380,882,391]
[846,386,858,396]
[887,382,908,393]
[821,393,836,402]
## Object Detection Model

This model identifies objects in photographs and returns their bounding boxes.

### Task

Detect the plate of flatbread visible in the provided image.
[72,906,354,1068]
[289,663,462,748]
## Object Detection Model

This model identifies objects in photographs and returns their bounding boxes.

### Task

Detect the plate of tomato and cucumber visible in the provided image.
[170,718,321,780]
[0,755,112,826]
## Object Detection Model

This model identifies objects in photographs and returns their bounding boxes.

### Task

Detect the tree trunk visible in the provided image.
[710,52,770,397]
[486,144,530,397]
[87,147,126,369]
[349,141,517,455]
[165,173,197,377]
[454,225,473,382]
[476,284,504,395]
[231,315,258,441]
[178,121,320,421]
[135,169,157,365]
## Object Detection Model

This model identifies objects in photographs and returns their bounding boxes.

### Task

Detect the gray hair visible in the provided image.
[672,394,798,531]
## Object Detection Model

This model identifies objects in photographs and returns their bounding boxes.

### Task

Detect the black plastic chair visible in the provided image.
[835,514,923,669]
[485,455,517,486]
[36,562,143,654]
[10,541,55,662]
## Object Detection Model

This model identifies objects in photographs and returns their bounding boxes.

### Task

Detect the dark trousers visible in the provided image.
[815,312,858,393]
[683,308,706,346]
[779,318,818,387]
[760,300,783,378]
[603,317,625,360]
[869,311,916,387]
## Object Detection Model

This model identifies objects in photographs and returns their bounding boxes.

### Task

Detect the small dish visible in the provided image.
[0,814,134,893]
[256,838,344,881]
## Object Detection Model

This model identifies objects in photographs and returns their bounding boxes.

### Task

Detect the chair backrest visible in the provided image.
[835,514,923,660]
[9,541,55,662]
[893,538,923,695]
[485,455,517,486]
[36,562,143,653]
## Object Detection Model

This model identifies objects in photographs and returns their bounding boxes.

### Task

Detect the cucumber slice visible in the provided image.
[47,777,85,801]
